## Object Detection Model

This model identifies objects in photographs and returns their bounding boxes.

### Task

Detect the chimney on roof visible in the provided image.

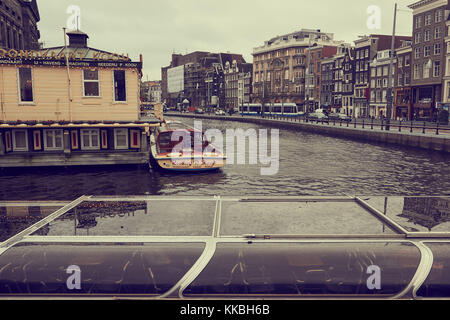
[66,30,89,48]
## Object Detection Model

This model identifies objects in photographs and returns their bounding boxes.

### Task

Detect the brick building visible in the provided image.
[161,51,245,110]
[409,0,449,120]
[224,60,252,110]
[0,0,40,50]
[252,29,344,109]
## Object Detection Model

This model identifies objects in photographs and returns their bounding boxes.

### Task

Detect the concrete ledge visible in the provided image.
[167,114,450,153]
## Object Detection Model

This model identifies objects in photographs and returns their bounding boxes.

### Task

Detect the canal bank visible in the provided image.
[166,113,450,153]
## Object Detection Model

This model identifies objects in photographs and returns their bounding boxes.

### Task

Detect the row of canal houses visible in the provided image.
[251,0,450,121]
[0,30,160,168]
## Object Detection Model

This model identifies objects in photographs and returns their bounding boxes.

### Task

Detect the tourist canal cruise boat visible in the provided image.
[150,121,226,172]
[0,195,449,299]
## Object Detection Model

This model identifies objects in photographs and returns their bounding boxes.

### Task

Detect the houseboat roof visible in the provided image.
[0,120,162,129]
[0,195,449,299]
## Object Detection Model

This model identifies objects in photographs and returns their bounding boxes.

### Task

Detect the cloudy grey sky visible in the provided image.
[37,0,415,81]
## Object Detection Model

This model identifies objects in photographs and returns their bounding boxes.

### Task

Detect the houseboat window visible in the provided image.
[12,130,28,152]
[18,68,33,103]
[114,70,126,102]
[44,130,63,151]
[80,129,100,150]
[114,129,129,150]
[83,70,100,97]
[184,242,420,297]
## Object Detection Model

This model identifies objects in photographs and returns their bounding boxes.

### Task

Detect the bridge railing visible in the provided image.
[261,114,449,136]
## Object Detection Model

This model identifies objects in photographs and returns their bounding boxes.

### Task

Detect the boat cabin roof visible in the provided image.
[0,196,449,299]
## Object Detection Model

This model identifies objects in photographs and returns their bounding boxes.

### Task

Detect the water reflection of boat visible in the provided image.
[150,121,226,172]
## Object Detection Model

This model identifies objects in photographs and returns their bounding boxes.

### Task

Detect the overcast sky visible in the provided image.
[37,0,415,81]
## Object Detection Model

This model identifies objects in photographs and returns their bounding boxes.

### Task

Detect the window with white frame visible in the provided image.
[424,46,431,57]
[436,9,443,23]
[425,14,431,26]
[83,69,100,97]
[414,64,420,79]
[80,129,100,150]
[18,68,34,103]
[415,32,421,44]
[434,60,441,77]
[12,130,28,151]
[435,27,441,39]
[424,30,430,42]
[416,16,422,29]
[434,43,441,55]
[415,47,421,59]
[424,62,430,79]
[114,129,129,150]
[44,129,63,150]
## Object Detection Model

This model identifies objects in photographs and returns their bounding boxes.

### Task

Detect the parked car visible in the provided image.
[328,113,352,122]
[308,112,329,122]
[215,110,226,116]
[195,108,205,114]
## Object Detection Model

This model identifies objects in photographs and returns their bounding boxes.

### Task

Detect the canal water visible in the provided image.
[0,117,449,201]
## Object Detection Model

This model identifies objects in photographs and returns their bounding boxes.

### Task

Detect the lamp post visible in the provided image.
[386,3,398,131]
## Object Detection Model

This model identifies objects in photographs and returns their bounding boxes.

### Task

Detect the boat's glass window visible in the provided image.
[0,242,204,296]
[30,201,216,237]
[417,243,450,298]
[184,242,420,297]
[0,205,62,242]
[249,106,260,112]
[220,201,397,235]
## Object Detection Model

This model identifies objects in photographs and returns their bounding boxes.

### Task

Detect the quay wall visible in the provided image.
[167,114,450,153]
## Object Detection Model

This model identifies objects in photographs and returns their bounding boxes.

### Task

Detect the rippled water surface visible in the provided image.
[0,117,449,200]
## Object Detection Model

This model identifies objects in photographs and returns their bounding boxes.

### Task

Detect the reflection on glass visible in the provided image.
[185,243,420,297]
[399,197,450,231]
[0,206,60,242]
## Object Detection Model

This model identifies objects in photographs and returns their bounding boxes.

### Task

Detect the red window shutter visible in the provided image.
[5,131,12,152]
[101,130,108,149]
[71,130,79,150]
[130,130,140,149]
[33,131,41,150]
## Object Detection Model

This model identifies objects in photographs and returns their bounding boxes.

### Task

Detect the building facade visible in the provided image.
[394,42,413,120]
[0,0,40,51]
[161,52,245,110]
[320,57,334,110]
[0,30,157,167]
[354,34,412,118]
[224,60,252,110]
[409,0,449,120]
[369,49,396,119]
[342,47,356,117]
[252,29,344,109]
